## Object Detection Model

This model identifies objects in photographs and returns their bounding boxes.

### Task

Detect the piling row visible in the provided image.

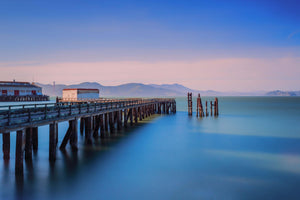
[188,93,219,117]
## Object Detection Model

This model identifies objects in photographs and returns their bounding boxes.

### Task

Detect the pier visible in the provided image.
[0,98,176,175]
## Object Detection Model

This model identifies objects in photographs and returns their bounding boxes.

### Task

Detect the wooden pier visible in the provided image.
[0,98,176,175]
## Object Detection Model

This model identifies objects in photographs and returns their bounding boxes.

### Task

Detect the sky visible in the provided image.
[0,0,299,92]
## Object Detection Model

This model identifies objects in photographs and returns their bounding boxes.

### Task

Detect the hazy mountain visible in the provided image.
[265,90,298,96]
[36,82,300,97]
[37,82,181,97]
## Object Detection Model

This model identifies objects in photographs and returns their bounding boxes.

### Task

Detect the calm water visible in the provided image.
[1,97,300,200]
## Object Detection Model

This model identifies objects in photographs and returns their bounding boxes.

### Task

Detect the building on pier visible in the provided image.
[0,81,49,101]
[62,88,99,101]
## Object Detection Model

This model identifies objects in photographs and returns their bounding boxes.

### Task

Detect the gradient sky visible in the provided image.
[0,0,300,91]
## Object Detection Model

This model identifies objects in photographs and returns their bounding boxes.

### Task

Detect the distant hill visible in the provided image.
[36,82,300,97]
[37,82,185,97]
[265,90,299,96]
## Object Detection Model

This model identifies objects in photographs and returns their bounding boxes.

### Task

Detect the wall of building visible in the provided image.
[77,92,99,100]
[0,86,42,96]
[62,89,99,100]
[62,90,78,100]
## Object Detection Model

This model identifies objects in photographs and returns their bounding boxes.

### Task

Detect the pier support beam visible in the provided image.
[32,127,38,151]
[25,128,32,160]
[2,132,10,160]
[134,108,138,124]
[117,111,122,131]
[70,119,78,150]
[93,115,100,138]
[80,117,85,134]
[109,112,115,133]
[85,117,92,145]
[124,109,128,128]
[104,113,108,132]
[49,122,58,161]
[99,114,104,138]
[15,130,24,175]
[129,109,133,126]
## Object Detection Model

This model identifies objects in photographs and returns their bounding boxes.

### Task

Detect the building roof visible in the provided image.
[0,81,41,89]
[63,88,99,91]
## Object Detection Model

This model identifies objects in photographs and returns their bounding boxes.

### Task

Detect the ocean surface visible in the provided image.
[1,97,300,200]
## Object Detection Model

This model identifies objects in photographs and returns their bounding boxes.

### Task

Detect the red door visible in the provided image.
[14,90,19,96]
[32,90,36,95]
[2,90,7,95]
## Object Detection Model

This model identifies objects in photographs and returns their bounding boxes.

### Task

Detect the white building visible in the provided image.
[62,88,99,101]
[0,81,43,96]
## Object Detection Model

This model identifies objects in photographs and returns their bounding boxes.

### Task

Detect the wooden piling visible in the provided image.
[117,111,121,131]
[129,109,133,126]
[109,112,115,133]
[49,122,57,161]
[70,119,78,150]
[85,117,92,145]
[93,115,100,138]
[32,127,38,151]
[206,101,208,116]
[210,101,213,116]
[99,114,104,137]
[124,109,128,128]
[104,113,108,132]
[188,92,193,116]
[80,117,84,134]
[15,130,24,175]
[25,128,32,160]
[2,133,10,160]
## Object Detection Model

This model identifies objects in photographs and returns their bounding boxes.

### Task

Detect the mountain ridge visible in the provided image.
[35,82,300,97]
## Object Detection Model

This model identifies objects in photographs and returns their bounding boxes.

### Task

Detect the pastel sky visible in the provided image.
[0,0,300,91]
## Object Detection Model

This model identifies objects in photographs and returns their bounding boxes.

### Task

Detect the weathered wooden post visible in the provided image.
[70,119,78,150]
[80,117,85,135]
[100,114,104,137]
[210,101,213,116]
[104,113,108,132]
[215,98,219,116]
[49,122,58,161]
[117,111,122,131]
[85,117,92,145]
[32,127,38,151]
[93,115,100,138]
[15,130,24,175]
[206,101,208,116]
[109,112,115,133]
[25,128,32,160]
[2,133,10,160]
[130,109,133,126]
[188,92,193,116]
[139,107,142,121]
[134,108,138,124]
[124,109,128,128]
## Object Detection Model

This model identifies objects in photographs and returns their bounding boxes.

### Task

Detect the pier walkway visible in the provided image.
[0,98,176,175]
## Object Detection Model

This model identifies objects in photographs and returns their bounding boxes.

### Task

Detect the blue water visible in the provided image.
[1,97,300,200]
